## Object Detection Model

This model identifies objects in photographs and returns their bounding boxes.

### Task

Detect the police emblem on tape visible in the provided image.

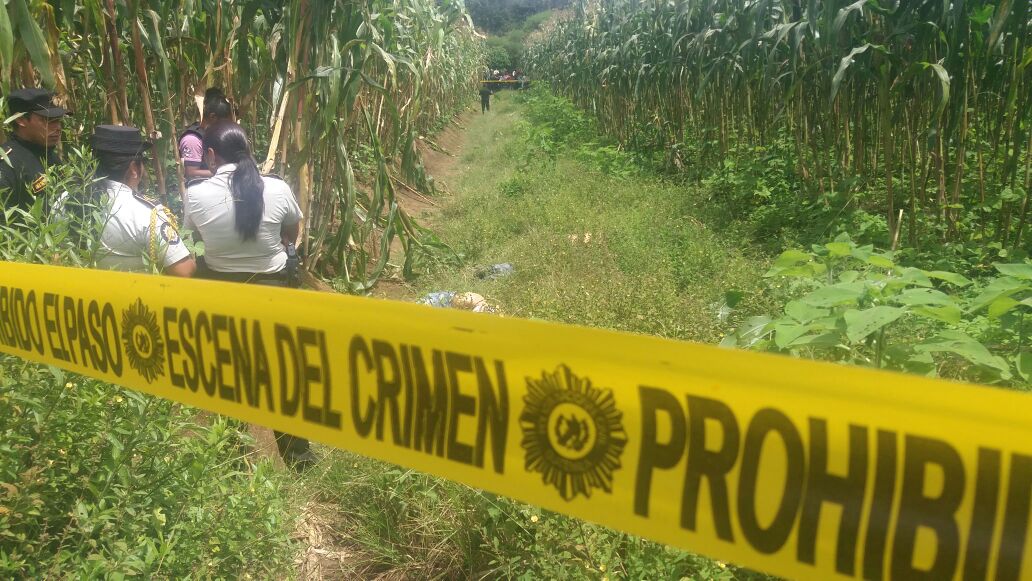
[121,298,165,383]
[520,365,627,500]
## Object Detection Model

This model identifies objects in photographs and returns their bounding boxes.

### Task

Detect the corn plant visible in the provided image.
[0,0,483,290]
[526,0,1032,253]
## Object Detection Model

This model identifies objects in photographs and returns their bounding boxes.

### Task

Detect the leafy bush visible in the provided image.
[0,362,295,577]
[723,235,1032,386]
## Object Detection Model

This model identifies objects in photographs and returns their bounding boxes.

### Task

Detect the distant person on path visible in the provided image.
[178,88,234,181]
[0,88,68,217]
[480,84,493,114]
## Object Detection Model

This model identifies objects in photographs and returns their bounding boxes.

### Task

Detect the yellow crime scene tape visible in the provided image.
[2,261,1032,580]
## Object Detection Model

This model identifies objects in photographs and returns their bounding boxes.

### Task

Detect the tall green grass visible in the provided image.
[306,90,775,580]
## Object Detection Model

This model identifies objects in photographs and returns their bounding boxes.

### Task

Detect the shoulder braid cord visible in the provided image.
[148,206,179,269]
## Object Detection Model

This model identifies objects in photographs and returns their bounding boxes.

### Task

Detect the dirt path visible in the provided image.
[289,110,478,578]
[373,111,476,300]
[398,112,474,229]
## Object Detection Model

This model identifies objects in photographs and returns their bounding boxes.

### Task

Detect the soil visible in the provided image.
[373,111,473,301]
[288,111,474,578]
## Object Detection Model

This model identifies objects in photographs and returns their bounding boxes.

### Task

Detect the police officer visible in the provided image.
[0,88,68,214]
[178,88,233,181]
[90,125,195,277]
[479,83,493,114]
[184,120,314,469]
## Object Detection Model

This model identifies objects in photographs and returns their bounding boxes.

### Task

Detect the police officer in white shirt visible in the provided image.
[185,121,302,283]
[90,125,195,277]
[184,120,314,469]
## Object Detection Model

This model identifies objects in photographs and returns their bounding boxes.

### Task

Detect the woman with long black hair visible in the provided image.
[184,120,314,469]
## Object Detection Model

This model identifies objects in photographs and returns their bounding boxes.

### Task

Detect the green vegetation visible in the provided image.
[723,237,1032,385]
[1,0,485,576]
[3,0,1032,577]
[310,90,773,580]
[421,91,770,342]
[468,0,567,35]
[1,0,482,289]
[483,10,557,71]
[527,0,1032,267]
[0,368,294,577]
[317,87,1031,578]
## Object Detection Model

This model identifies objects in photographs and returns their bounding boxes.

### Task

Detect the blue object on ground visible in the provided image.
[418,291,456,308]
[476,263,514,280]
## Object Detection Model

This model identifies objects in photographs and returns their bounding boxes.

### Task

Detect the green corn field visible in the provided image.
[0,0,483,290]
[527,0,1032,252]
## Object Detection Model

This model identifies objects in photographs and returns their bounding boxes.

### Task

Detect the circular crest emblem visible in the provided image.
[121,298,165,383]
[160,221,181,245]
[520,365,627,501]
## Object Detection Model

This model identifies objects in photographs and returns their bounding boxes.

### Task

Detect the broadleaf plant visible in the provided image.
[723,234,1032,386]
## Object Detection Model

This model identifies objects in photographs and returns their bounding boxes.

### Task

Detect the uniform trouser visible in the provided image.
[481,97,490,113]
[195,263,314,468]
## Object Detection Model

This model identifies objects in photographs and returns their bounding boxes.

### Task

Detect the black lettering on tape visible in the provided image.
[102,303,122,376]
[276,324,300,417]
[252,323,274,412]
[797,420,866,575]
[634,386,686,518]
[863,430,898,581]
[73,299,92,369]
[178,310,198,391]
[373,339,402,443]
[683,395,739,541]
[298,328,338,428]
[196,312,216,395]
[62,296,78,365]
[349,335,375,436]
[400,345,416,447]
[474,358,508,474]
[890,435,964,579]
[86,301,108,372]
[446,352,476,465]
[964,448,1001,581]
[229,318,252,404]
[737,408,804,554]
[28,291,43,355]
[164,308,185,388]
[413,348,448,457]
[213,315,235,402]
[997,453,1032,581]
[44,293,67,362]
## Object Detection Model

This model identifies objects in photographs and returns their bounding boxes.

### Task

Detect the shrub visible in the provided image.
[0,361,295,577]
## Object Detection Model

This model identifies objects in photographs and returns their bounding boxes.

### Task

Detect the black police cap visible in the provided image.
[8,88,68,119]
[90,125,153,156]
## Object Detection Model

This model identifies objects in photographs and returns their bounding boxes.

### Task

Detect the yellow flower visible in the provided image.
[64,382,73,389]
[599,564,607,572]
[530,515,539,523]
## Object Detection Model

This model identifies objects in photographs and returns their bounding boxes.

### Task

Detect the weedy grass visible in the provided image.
[300,92,776,579]
[0,362,297,578]
[0,154,298,578]
[420,93,776,343]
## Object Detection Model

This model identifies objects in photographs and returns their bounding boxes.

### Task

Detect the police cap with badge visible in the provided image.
[90,124,152,158]
[0,89,68,206]
[8,88,69,119]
